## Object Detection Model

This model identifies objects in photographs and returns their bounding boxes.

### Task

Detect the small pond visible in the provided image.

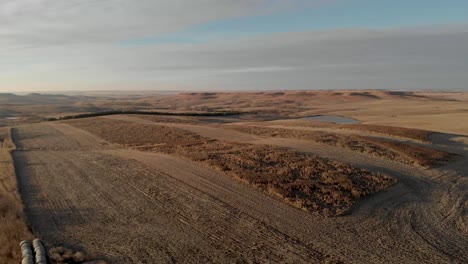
[301,115,360,124]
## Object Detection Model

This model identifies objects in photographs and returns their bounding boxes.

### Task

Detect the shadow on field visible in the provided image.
[13,151,98,229]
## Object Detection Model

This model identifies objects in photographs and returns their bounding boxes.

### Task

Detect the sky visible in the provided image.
[1,0,468,92]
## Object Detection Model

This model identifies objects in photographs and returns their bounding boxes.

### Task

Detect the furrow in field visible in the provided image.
[100,115,468,263]
[13,123,326,263]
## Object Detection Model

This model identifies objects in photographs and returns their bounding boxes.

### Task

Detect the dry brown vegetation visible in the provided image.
[148,141,396,216]
[361,137,455,168]
[0,128,34,264]
[227,125,453,168]
[48,246,106,264]
[134,114,203,124]
[339,124,435,142]
[68,118,396,216]
[248,119,436,142]
[255,119,335,128]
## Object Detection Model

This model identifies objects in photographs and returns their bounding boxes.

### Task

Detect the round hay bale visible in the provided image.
[21,255,34,264]
[32,239,47,264]
[20,240,34,264]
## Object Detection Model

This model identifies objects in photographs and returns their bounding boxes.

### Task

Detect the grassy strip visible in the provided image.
[238,120,435,142]
[67,118,396,217]
[0,128,34,264]
[46,110,244,121]
[228,126,453,168]
[339,124,434,142]
[361,137,454,168]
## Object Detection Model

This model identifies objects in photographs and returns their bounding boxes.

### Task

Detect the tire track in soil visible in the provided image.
[103,115,468,263]
[13,123,327,263]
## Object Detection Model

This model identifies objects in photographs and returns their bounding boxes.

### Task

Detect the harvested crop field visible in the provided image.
[66,117,203,147]
[10,113,468,263]
[13,123,339,263]
[67,117,395,216]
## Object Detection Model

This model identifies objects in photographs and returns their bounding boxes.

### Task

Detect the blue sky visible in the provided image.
[1,0,468,92]
[127,0,468,45]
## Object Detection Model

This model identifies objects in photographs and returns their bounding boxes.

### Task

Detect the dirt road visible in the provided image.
[13,121,468,263]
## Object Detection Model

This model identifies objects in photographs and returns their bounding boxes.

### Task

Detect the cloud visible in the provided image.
[0,1,467,91]
[0,0,325,49]
[217,67,295,74]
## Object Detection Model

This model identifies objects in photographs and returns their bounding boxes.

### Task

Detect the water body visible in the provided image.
[302,115,360,124]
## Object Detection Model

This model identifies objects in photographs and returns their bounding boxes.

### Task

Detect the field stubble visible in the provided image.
[67,118,396,216]
[13,119,468,263]
[14,123,337,263]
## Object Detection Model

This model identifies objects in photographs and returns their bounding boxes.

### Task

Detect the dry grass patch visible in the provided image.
[48,246,107,264]
[0,128,34,264]
[340,124,434,142]
[361,137,455,167]
[228,126,453,168]
[252,120,435,142]
[133,114,202,124]
[263,119,335,128]
[146,141,396,216]
[69,118,396,216]
[240,120,435,142]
